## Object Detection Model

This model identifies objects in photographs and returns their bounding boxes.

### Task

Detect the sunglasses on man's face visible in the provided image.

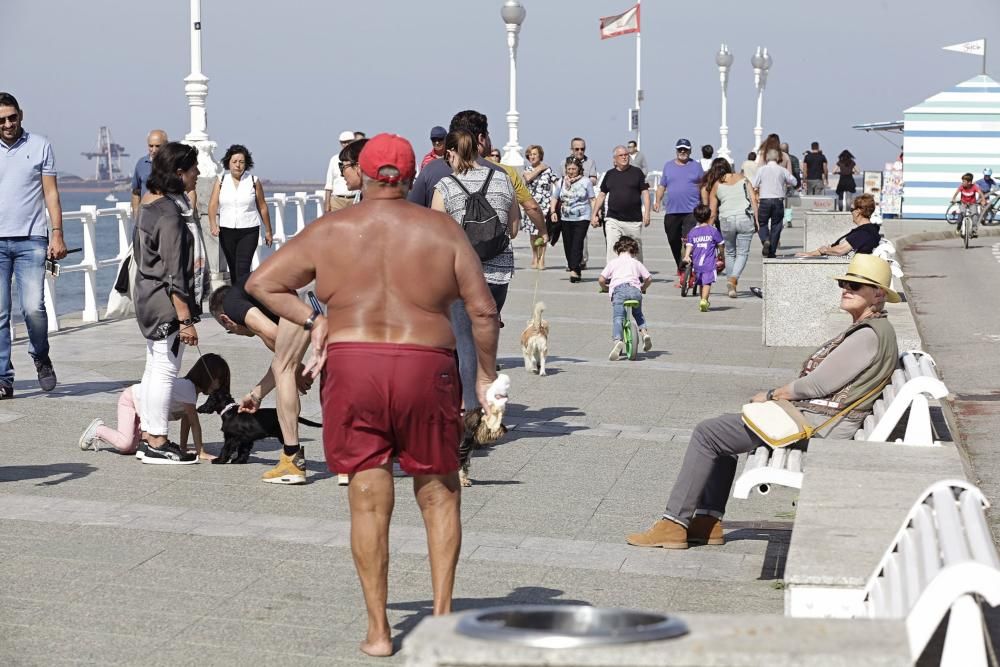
[339,162,355,171]
[0,113,19,125]
[838,280,867,292]
[677,148,690,153]
[572,147,586,152]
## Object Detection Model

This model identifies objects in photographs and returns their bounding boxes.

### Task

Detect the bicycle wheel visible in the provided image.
[985,199,1000,226]
[681,263,695,297]
[963,214,971,249]
[945,202,961,226]
[622,309,634,359]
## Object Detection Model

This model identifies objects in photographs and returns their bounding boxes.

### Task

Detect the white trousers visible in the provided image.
[604,218,644,265]
[137,332,184,437]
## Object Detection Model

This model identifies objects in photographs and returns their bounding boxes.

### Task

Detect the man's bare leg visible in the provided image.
[414,472,462,615]
[349,463,395,657]
[273,317,311,446]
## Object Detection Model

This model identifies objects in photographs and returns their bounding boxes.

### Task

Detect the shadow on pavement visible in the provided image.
[722,524,791,581]
[389,585,593,652]
[13,380,128,398]
[0,462,97,486]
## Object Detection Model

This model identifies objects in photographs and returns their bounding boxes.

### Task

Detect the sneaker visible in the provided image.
[0,384,12,400]
[338,473,350,486]
[608,340,624,361]
[79,418,103,451]
[761,239,771,257]
[699,299,710,312]
[135,440,148,459]
[749,286,764,299]
[626,519,688,549]
[140,441,198,465]
[972,230,979,238]
[261,447,307,484]
[34,357,57,392]
[642,333,652,352]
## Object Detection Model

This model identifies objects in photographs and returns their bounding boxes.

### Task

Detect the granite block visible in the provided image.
[802,211,854,251]
[762,256,850,347]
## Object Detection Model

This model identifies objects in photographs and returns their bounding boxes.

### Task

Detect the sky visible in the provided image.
[5,0,999,181]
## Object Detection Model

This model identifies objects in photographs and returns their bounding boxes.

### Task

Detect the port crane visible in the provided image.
[81,127,129,181]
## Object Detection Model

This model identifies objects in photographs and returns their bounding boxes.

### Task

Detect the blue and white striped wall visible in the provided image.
[902,75,1000,219]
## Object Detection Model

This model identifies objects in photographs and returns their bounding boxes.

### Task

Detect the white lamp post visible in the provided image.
[750,46,772,153]
[183,0,220,179]
[500,0,526,169]
[716,44,734,163]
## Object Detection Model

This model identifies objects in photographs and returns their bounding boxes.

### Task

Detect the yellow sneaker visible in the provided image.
[261,447,307,485]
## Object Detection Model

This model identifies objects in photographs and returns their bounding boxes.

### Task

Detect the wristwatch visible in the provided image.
[302,313,317,331]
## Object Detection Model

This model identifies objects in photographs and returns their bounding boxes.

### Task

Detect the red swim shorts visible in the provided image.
[321,342,462,476]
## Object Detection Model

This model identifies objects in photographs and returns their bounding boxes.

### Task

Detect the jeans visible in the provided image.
[137,332,184,437]
[0,237,50,385]
[757,199,784,257]
[719,214,755,280]
[560,219,589,272]
[451,282,507,410]
[604,218,643,265]
[219,226,260,284]
[611,284,646,340]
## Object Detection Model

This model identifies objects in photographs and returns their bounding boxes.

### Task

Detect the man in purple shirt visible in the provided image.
[653,138,704,286]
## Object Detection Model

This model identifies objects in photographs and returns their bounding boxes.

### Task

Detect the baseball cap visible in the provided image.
[674,138,692,150]
[430,126,447,140]
[985,167,993,176]
[359,133,416,184]
[338,130,355,142]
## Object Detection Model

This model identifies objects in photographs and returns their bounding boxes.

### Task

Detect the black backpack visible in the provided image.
[446,170,509,261]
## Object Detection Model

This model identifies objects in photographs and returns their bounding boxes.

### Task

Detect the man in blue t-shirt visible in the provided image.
[130,129,166,218]
[653,138,704,286]
[975,168,996,198]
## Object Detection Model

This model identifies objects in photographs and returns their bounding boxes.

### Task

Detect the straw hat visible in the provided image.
[832,254,900,303]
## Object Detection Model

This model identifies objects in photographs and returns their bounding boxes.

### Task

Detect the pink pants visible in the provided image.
[95,386,141,454]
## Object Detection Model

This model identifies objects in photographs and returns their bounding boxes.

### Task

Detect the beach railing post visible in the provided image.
[313,190,325,219]
[80,206,100,323]
[115,202,132,258]
[293,192,307,234]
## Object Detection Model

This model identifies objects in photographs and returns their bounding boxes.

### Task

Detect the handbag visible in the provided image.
[742,180,757,225]
[741,380,889,448]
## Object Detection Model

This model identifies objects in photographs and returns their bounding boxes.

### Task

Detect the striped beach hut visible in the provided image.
[902,74,1000,219]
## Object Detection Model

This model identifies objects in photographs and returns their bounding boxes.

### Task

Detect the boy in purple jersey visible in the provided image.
[681,205,725,312]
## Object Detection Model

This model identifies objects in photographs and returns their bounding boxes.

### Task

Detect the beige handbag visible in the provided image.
[741,382,889,448]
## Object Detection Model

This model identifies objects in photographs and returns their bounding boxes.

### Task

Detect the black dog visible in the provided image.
[198,391,322,464]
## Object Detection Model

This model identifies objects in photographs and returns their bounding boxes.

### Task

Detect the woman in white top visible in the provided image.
[208,144,273,283]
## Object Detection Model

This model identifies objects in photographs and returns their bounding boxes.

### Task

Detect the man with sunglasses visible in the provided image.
[563,138,599,268]
[653,138,704,285]
[324,130,359,213]
[421,126,448,169]
[0,92,65,398]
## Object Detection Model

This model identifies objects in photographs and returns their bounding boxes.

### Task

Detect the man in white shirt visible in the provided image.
[751,149,797,258]
[324,130,357,212]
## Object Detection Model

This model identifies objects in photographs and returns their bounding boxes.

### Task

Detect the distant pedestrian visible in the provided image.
[599,235,652,360]
[421,126,448,169]
[682,204,725,312]
[751,149,796,257]
[740,151,759,183]
[700,144,715,171]
[781,142,801,192]
[756,133,792,172]
[700,157,732,208]
[551,157,594,283]
[592,145,650,264]
[130,129,167,218]
[802,142,829,195]
[564,138,598,269]
[708,160,757,298]
[207,144,273,284]
[523,144,555,268]
[833,150,859,211]
[324,130,358,212]
[627,140,648,174]
[975,168,997,196]
[653,138,704,286]
[0,92,65,398]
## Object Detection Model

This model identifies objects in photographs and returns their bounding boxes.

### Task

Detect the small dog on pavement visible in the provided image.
[198,391,321,464]
[458,374,511,487]
[520,301,549,376]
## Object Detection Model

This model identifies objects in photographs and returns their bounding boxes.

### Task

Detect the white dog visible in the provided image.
[520,301,549,376]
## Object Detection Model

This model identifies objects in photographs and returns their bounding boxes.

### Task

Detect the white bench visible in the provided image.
[855,479,1000,664]
[855,350,947,446]
[733,351,949,499]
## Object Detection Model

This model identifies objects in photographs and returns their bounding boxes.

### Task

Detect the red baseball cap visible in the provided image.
[358,133,416,184]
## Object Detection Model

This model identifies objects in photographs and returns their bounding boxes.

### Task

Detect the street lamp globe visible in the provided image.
[716,45,733,69]
[762,48,773,71]
[501,0,526,25]
[751,47,766,70]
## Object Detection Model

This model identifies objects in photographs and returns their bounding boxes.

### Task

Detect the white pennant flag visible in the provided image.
[599,4,640,40]
[943,39,985,56]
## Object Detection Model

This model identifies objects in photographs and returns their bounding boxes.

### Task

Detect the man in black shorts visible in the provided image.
[209,277,312,484]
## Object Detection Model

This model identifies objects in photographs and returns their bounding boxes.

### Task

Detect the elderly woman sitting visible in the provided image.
[627,254,900,549]
[798,193,881,258]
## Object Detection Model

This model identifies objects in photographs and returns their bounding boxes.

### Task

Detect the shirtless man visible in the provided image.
[248,133,499,658]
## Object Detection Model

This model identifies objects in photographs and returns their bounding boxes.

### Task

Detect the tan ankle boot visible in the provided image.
[626,519,688,549]
[688,515,725,545]
[727,277,738,299]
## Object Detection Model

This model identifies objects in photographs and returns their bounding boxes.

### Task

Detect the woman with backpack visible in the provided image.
[208,144,273,283]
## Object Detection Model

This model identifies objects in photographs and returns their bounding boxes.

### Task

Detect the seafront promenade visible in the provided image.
[0,217,996,663]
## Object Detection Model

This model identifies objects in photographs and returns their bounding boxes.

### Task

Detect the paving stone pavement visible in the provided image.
[0,218,942,664]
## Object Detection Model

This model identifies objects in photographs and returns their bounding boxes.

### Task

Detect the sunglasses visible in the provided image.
[0,113,19,125]
[676,148,691,153]
[837,280,868,291]
[572,147,586,152]
[339,162,355,171]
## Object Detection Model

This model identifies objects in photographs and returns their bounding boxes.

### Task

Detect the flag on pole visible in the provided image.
[599,4,640,40]
[942,39,985,55]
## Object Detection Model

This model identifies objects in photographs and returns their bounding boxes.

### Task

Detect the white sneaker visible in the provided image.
[609,341,624,361]
[642,333,652,352]
[79,418,103,451]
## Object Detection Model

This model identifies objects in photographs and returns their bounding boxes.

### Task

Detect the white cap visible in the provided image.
[338,131,355,142]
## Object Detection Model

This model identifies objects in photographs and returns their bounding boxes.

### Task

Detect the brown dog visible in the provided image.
[520,301,549,376]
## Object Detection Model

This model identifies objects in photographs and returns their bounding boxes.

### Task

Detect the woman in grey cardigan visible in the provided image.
[132,142,205,464]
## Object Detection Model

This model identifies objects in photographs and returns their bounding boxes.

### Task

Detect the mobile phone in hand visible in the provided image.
[45,259,60,277]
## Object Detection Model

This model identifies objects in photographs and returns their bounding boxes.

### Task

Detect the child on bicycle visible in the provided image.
[78,353,230,461]
[599,236,653,361]
[951,172,987,238]
[682,204,725,312]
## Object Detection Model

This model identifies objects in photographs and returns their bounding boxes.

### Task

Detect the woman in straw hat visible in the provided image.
[627,254,899,550]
